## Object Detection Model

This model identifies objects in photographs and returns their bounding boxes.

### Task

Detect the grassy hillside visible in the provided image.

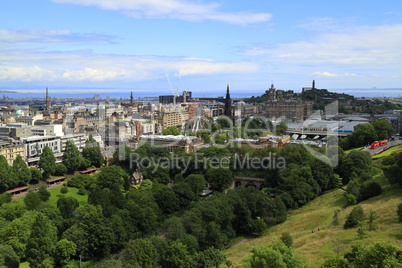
[372,144,402,159]
[225,172,402,267]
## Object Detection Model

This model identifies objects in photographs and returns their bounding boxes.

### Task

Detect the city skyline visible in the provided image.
[1,0,402,95]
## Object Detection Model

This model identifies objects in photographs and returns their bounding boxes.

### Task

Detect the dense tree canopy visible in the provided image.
[38,146,56,179]
[82,135,104,167]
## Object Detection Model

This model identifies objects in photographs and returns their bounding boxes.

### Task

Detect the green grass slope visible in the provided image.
[225,175,402,267]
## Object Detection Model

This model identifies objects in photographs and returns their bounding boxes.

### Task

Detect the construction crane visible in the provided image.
[165,73,180,106]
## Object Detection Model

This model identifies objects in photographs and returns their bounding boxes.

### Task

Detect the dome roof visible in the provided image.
[16,110,22,115]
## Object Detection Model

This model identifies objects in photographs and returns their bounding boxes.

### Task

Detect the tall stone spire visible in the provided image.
[130,91,134,105]
[45,87,50,111]
[224,84,232,117]
[312,80,316,90]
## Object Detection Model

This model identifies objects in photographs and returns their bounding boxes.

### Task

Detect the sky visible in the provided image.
[1,0,402,98]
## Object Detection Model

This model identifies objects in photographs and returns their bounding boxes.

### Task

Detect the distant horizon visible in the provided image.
[1,87,402,100]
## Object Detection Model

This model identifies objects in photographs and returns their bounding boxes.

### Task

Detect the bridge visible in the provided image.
[233,176,265,190]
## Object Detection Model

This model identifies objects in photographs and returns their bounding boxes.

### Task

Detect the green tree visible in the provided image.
[244,241,304,268]
[82,135,104,168]
[30,168,43,184]
[38,186,51,202]
[0,155,17,192]
[184,174,206,197]
[356,221,368,239]
[62,204,114,259]
[25,213,58,267]
[275,122,288,135]
[340,150,372,184]
[192,247,231,268]
[367,211,378,231]
[62,140,81,174]
[54,239,77,267]
[0,244,20,268]
[0,192,12,207]
[12,154,31,185]
[97,166,126,189]
[54,163,67,176]
[57,196,79,218]
[24,192,42,210]
[153,185,180,215]
[280,232,293,248]
[162,126,181,135]
[372,119,394,140]
[205,167,233,191]
[0,210,37,259]
[321,255,349,268]
[163,240,194,268]
[172,181,194,209]
[360,181,382,201]
[344,205,365,229]
[397,202,402,222]
[344,242,402,267]
[383,152,402,186]
[38,146,56,179]
[122,238,158,268]
[60,186,68,194]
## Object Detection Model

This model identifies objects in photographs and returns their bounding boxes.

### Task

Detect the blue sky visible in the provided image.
[1,0,402,97]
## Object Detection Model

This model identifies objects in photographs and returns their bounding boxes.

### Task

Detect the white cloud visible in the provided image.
[52,0,271,25]
[240,24,402,65]
[0,49,259,82]
[0,30,114,47]
[311,72,357,77]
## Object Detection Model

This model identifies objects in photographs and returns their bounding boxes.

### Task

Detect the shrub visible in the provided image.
[346,193,357,205]
[397,203,402,222]
[344,205,365,229]
[77,186,86,195]
[280,232,293,248]
[60,187,68,194]
[360,181,382,201]
[68,174,96,189]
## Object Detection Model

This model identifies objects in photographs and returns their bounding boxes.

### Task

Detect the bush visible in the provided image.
[0,192,12,206]
[77,186,86,195]
[68,174,96,189]
[397,203,402,222]
[360,181,382,201]
[346,193,357,205]
[280,232,293,248]
[344,205,365,229]
[60,187,68,194]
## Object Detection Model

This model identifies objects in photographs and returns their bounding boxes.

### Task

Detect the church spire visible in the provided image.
[312,80,316,90]
[224,84,232,118]
[130,91,133,105]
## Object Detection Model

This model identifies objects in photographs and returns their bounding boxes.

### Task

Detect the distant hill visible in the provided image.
[244,88,402,114]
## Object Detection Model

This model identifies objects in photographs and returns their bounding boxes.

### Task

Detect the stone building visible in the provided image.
[258,84,313,121]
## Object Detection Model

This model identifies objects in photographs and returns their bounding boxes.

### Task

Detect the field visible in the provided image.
[14,186,88,208]
[225,173,402,267]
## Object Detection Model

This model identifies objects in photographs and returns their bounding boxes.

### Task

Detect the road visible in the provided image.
[362,139,402,156]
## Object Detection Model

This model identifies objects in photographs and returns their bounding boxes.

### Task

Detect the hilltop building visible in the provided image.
[258,83,313,122]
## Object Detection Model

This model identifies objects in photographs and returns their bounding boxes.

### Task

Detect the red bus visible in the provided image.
[380,140,388,146]
[370,141,380,149]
